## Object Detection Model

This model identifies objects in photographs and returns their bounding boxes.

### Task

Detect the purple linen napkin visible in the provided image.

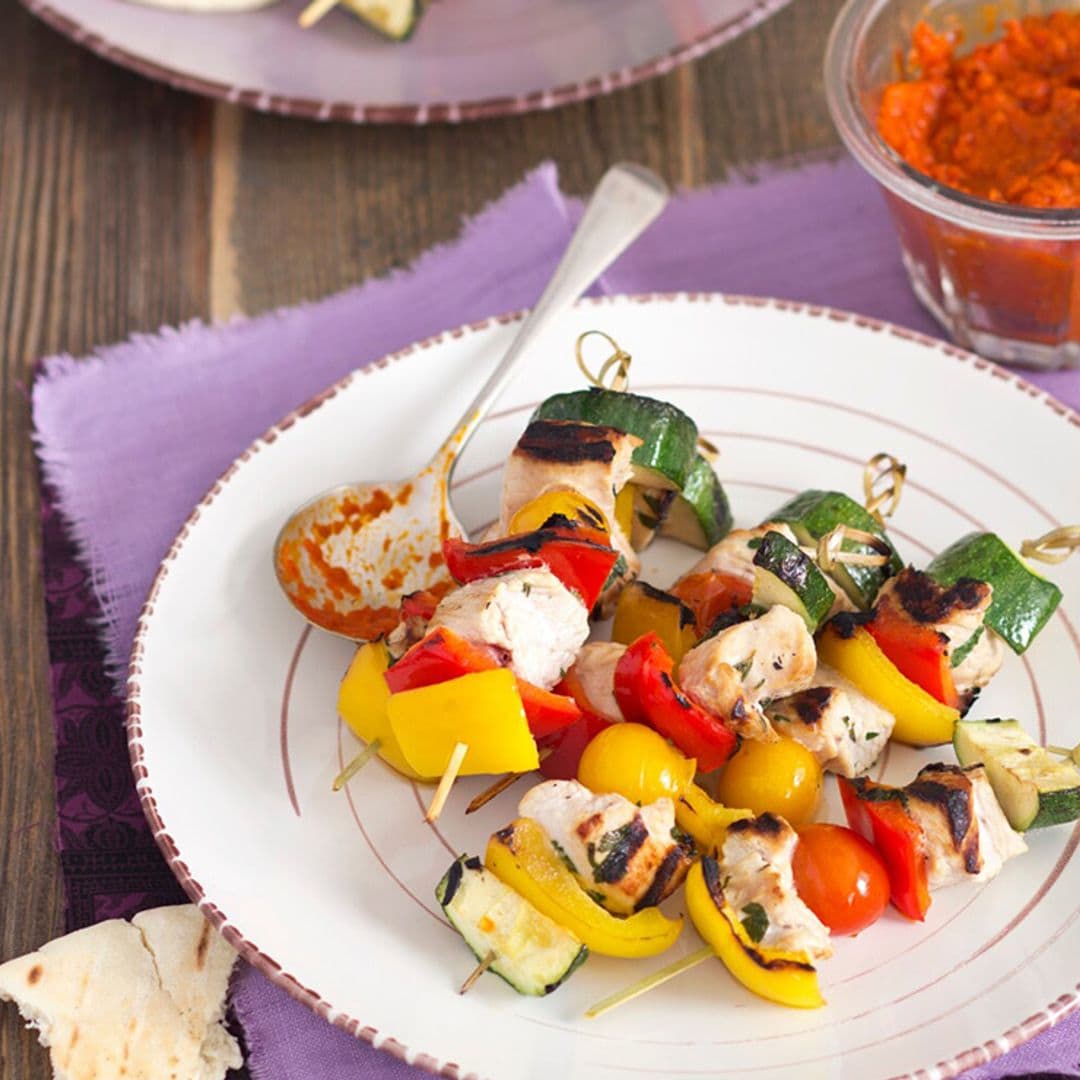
[32,158,1080,1080]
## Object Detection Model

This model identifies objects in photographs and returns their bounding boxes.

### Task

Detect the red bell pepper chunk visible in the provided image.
[612,632,737,772]
[839,776,932,922]
[537,712,613,780]
[671,571,753,635]
[866,602,960,709]
[399,588,443,625]
[385,627,581,739]
[442,527,618,611]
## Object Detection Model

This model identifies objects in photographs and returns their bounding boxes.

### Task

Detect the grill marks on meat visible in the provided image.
[767,664,894,777]
[496,421,641,580]
[516,420,620,464]
[718,814,833,961]
[887,568,990,625]
[866,763,1028,891]
[876,568,1003,702]
[678,605,817,741]
[519,779,692,915]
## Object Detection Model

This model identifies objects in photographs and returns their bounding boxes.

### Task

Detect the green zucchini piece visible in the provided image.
[927,533,1062,655]
[436,855,588,995]
[339,0,425,39]
[659,455,734,550]
[953,719,1080,830]
[533,388,698,490]
[768,490,902,609]
[751,530,834,632]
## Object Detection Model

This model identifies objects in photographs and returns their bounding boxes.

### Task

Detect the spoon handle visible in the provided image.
[435,162,670,466]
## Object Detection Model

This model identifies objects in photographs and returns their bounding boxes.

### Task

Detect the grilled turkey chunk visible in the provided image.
[678,605,817,741]
[767,664,895,777]
[905,763,1027,889]
[497,419,642,570]
[518,779,691,916]
[428,568,589,689]
[720,814,832,961]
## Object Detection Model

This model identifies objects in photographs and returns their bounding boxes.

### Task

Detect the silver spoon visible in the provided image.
[273,163,669,639]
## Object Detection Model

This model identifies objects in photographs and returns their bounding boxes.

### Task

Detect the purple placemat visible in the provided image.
[31,159,1080,1080]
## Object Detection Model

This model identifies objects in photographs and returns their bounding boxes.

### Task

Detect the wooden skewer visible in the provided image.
[584,946,714,1019]
[332,738,382,792]
[1020,525,1080,566]
[425,742,469,823]
[458,950,496,995]
[465,747,553,815]
[815,524,891,573]
[297,0,340,29]
[863,452,907,525]
[1046,743,1080,766]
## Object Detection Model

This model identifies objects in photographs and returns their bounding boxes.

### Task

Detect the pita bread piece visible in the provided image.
[133,905,241,1075]
[0,907,239,1080]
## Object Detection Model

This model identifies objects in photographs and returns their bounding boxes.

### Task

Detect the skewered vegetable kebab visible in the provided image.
[331,335,1077,1008]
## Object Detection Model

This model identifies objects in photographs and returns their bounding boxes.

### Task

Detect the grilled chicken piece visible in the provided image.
[678,605,817,741]
[681,522,801,587]
[720,814,832,961]
[767,664,895,777]
[497,419,642,573]
[876,569,1003,705]
[518,779,691,916]
[905,763,1027,889]
[428,568,589,690]
[565,642,626,723]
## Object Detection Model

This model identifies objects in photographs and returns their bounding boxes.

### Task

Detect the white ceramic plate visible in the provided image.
[21,0,789,123]
[127,294,1080,1080]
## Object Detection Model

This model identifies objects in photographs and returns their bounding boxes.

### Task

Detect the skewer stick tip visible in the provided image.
[332,737,382,791]
[425,742,469,823]
[459,951,496,995]
[297,0,339,29]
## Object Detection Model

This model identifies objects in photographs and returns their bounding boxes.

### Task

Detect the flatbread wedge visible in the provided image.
[0,906,239,1080]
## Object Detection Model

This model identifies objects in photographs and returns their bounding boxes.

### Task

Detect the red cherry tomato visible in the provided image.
[792,824,890,936]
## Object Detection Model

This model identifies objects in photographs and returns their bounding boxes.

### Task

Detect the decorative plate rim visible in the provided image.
[125,292,1080,1080]
[20,0,792,123]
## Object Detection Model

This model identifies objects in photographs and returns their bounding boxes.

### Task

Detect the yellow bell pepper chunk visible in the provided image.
[508,489,610,535]
[485,818,683,959]
[337,641,431,781]
[817,621,959,746]
[611,581,698,663]
[614,483,636,540]
[686,858,824,1009]
[388,669,539,777]
[675,783,751,857]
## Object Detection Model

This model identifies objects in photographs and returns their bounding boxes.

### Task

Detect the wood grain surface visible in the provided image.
[0,0,841,1072]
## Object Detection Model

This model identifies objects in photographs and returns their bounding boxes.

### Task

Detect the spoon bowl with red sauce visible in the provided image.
[273,162,670,639]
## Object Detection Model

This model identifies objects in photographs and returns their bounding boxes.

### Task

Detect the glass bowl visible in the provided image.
[824,0,1080,369]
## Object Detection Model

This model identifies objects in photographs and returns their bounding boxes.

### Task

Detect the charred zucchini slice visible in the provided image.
[953,719,1080,831]
[659,454,733,550]
[338,0,425,39]
[751,530,834,632]
[436,855,588,995]
[927,533,1062,654]
[533,388,698,490]
[767,490,902,609]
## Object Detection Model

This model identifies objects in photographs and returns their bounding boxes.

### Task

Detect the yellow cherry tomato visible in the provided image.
[578,723,696,804]
[714,736,822,825]
[508,489,610,535]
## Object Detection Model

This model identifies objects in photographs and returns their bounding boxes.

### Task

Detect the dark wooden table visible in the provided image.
[0,0,842,1071]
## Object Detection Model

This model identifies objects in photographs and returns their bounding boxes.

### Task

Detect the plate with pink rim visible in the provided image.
[21,0,790,123]
[127,294,1080,1080]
